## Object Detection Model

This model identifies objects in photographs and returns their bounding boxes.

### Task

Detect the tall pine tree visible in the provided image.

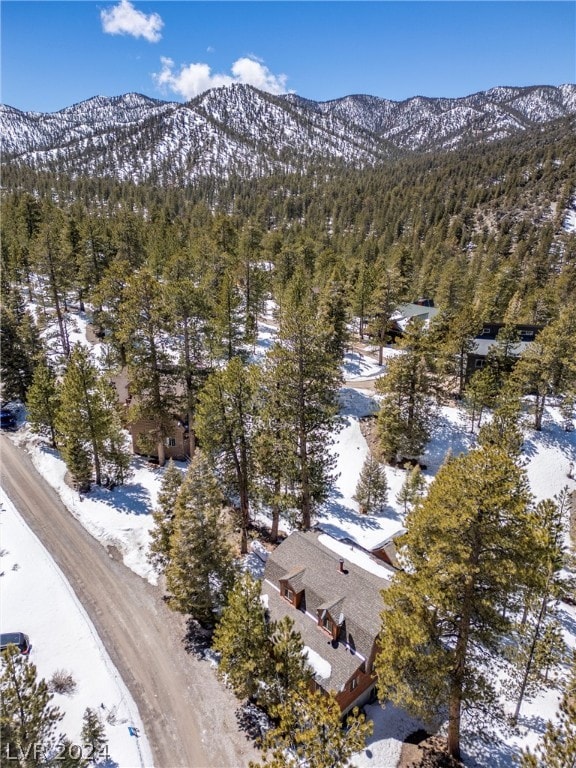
[147,459,183,574]
[353,455,388,515]
[212,572,270,701]
[165,451,235,626]
[376,444,541,760]
[196,357,259,554]
[261,270,342,530]
[375,319,437,464]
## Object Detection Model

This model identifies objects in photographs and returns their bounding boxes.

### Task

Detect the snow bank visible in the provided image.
[0,490,154,768]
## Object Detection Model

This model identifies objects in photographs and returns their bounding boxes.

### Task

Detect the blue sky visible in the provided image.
[2,1,574,112]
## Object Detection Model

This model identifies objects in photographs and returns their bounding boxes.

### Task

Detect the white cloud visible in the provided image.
[152,56,289,100]
[101,0,163,43]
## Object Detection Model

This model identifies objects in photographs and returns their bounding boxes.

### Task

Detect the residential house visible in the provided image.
[109,369,192,462]
[262,530,394,715]
[387,300,440,342]
[465,322,543,382]
[128,414,191,462]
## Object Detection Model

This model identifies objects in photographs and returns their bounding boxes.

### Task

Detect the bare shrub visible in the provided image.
[49,669,77,695]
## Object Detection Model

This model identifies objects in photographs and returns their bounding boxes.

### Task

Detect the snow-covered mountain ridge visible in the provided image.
[2,83,575,184]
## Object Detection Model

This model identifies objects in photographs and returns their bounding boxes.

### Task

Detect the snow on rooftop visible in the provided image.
[303,646,332,681]
[317,534,393,580]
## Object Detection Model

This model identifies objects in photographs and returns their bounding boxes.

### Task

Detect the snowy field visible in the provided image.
[2,306,576,767]
[0,489,154,768]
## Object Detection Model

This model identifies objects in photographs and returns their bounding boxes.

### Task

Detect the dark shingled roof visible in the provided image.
[262,530,392,694]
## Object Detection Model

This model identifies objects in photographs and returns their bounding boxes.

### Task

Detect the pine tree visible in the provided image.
[351,260,375,340]
[252,414,295,542]
[375,444,541,761]
[519,652,576,768]
[261,616,311,712]
[212,572,270,701]
[97,377,131,487]
[237,223,267,348]
[463,364,498,432]
[209,270,244,362]
[252,348,302,541]
[162,265,211,456]
[513,306,576,430]
[508,494,570,722]
[80,707,108,765]
[148,459,183,573]
[56,345,126,488]
[0,645,64,765]
[375,319,437,464]
[118,268,177,466]
[30,201,72,358]
[0,291,41,402]
[318,276,350,363]
[365,266,399,366]
[165,451,235,627]
[196,357,259,554]
[477,381,524,457]
[395,463,426,515]
[353,455,388,514]
[26,359,61,448]
[432,306,482,399]
[251,681,372,768]
[485,322,522,388]
[261,270,342,530]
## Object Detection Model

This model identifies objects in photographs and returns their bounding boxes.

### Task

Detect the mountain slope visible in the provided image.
[2,83,575,185]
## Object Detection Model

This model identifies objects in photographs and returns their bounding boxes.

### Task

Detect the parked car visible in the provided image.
[0,632,30,655]
[0,408,17,431]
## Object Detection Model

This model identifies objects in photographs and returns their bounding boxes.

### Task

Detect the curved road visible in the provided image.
[0,435,257,768]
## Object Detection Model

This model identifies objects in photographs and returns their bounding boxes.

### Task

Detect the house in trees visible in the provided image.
[390,300,439,337]
[465,322,543,381]
[262,530,394,715]
[128,413,191,462]
[109,370,192,462]
[368,300,439,344]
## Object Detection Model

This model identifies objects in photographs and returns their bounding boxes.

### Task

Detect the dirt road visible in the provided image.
[0,436,257,768]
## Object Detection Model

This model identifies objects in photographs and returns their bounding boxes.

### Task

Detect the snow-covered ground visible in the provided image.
[2,306,576,768]
[0,489,154,768]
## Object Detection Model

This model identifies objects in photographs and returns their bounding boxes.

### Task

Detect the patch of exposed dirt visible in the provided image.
[398,733,463,768]
[359,415,383,460]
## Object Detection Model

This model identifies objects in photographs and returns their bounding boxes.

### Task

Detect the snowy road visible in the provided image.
[0,435,257,768]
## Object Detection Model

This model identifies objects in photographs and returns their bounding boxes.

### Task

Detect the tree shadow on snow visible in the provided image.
[424,410,475,474]
[319,495,390,537]
[462,734,522,768]
[521,419,576,463]
[342,351,384,379]
[93,482,151,516]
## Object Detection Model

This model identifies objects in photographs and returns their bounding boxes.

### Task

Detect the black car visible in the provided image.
[0,632,30,655]
[0,409,17,431]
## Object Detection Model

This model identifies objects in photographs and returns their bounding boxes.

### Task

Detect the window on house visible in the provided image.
[165,437,176,447]
[322,615,333,634]
[474,359,485,368]
[481,327,491,336]
[282,586,294,603]
[350,677,358,691]
[520,330,534,339]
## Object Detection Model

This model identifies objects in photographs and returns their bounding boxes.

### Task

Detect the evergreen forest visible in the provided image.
[2,114,576,765]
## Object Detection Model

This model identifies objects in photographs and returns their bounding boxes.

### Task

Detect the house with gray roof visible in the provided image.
[262,530,394,715]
